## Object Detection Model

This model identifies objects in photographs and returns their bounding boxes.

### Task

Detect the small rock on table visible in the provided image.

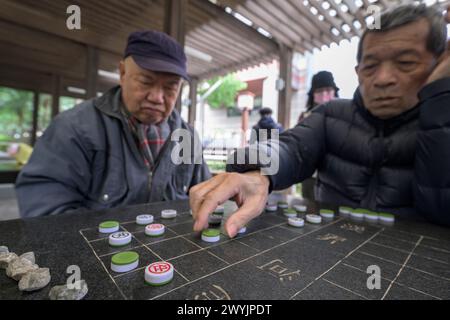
[18,268,51,292]
[0,252,18,269]
[49,280,88,300]
[6,257,39,281]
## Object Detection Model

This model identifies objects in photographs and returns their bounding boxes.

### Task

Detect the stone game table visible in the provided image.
[0,200,449,300]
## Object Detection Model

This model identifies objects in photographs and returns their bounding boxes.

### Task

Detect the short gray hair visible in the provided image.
[357,3,447,63]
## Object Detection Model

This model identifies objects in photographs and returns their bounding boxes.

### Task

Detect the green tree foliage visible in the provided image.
[0,87,33,141]
[199,74,247,109]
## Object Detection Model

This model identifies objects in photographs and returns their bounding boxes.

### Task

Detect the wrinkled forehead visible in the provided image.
[361,19,431,60]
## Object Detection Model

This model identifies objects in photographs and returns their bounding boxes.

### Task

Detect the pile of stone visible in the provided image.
[0,245,88,300]
[0,246,50,292]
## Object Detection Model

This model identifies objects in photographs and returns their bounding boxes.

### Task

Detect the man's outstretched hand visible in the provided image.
[189,171,270,238]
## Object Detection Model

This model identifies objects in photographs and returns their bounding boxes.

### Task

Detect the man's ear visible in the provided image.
[119,60,126,86]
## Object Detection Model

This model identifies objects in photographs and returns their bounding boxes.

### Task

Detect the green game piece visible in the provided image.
[339,206,352,211]
[320,209,334,214]
[278,201,288,205]
[202,229,220,237]
[366,212,378,217]
[111,251,139,266]
[284,208,297,214]
[352,208,368,215]
[379,213,394,218]
[99,221,119,229]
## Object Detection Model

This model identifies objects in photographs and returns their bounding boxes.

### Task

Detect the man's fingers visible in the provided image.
[224,195,266,238]
[192,174,243,232]
[189,174,226,221]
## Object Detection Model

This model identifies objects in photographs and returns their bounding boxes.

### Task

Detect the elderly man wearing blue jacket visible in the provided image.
[190,4,450,237]
[16,31,211,217]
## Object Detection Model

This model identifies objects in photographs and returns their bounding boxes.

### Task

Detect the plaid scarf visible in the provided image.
[121,105,170,170]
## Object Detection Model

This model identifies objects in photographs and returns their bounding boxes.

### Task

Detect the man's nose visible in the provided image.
[146,86,164,104]
[374,63,397,88]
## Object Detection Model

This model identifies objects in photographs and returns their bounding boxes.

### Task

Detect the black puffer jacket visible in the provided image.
[228,78,450,226]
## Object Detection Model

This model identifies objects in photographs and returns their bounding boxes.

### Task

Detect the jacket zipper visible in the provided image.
[362,123,385,210]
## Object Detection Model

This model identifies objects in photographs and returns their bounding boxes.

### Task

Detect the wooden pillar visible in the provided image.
[277,45,293,129]
[164,0,186,46]
[188,77,198,126]
[31,91,39,146]
[165,0,186,113]
[86,46,99,99]
[51,74,61,119]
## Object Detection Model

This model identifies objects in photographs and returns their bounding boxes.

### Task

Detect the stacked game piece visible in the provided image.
[161,209,177,219]
[283,208,297,218]
[136,214,154,225]
[294,204,307,213]
[288,217,305,228]
[98,221,120,233]
[109,232,132,247]
[202,229,221,243]
[306,214,322,224]
[111,251,139,273]
[145,224,165,237]
[145,262,174,286]
[320,209,335,219]
[277,201,288,209]
[265,203,277,212]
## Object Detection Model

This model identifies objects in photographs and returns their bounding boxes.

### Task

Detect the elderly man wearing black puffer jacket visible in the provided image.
[190,3,450,238]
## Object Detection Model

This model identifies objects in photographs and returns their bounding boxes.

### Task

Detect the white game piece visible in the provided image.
[145,224,165,237]
[278,202,289,209]
[351,209,365,220]
[288,217,305,228]
[339,207,352,217]
[214,206,224,214]
[306,214,322,224]
[379,213,395,223]
[320,209,335,219]
[136,214,154,225]
[98,221,120,234]
[265,204,278,212]
[161,209,177,219]
[109,232,132,247]
[365,212,379,222]
[208,214,222,225]
[111,251,139,273]
[145,262,174,286]
[284,209,297,218]
[294,204,307,213]
[237,226,247,234]
[201,229,221,243]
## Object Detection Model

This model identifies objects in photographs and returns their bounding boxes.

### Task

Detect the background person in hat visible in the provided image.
[249,107,284,144]
[298,71,340,123]
[16,31,211,218]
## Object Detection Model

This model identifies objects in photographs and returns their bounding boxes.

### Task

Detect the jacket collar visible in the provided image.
[353,88,420,132]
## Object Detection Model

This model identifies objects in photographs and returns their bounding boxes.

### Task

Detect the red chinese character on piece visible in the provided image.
[149,224,162,230]
[149,262,171,274]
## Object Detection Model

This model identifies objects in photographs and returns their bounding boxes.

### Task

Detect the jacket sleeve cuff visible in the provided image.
[226,163,274,194]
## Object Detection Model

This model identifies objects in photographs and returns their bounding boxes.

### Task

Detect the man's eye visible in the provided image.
[164,85,179,92]
[398,61,416,66]
[363,64,377,71]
